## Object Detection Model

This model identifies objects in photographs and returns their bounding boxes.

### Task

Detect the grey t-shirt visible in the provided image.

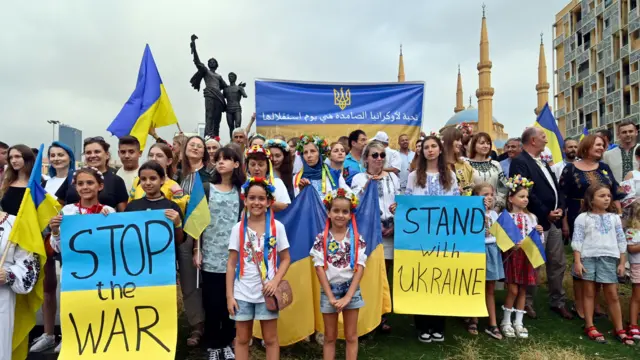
[201,185,240,273]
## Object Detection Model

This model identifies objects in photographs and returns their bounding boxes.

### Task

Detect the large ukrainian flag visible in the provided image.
[9,143,61,360]
[107,44,178,149]
[534,103,564,164]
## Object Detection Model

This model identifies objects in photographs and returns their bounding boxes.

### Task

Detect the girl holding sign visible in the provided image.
[311,188,366,360]
[226,177,291,360]
[49,167,116,353]
[500,176,543,339]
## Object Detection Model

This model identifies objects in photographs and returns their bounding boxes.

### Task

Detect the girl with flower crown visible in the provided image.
[226,177,291,360]
[310,188,366,360]
[294,135,349,198]
[49,167,117,352]
[559,134,625,319]
[500,175,544,339]
[245,144,291,212]
[265,139,295,200]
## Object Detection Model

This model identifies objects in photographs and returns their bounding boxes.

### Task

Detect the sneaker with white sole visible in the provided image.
[418,332,432,343]
[207,348,221,360]
[430,332,445,342]
[54,340,62,353]
[222,346,235,360]
[29,334,56,353]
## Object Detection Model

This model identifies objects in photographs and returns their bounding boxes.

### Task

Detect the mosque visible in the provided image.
[397,7,552,150]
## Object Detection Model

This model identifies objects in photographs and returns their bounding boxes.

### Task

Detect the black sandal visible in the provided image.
[467,322,478,335]
[378,316,391,333]
[484,326,503,340]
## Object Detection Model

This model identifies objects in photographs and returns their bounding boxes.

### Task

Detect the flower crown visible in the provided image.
[296,134,330,157]
[240,176,276,200]
[265,139,290,153]
[428,131,441,140]
[204,135,221,143]
[72,166,105,182]
[505,175,534,192]
[323,187,359,210]
[456,122,473,134]
[250,133,266,143]
[244,144,272,160]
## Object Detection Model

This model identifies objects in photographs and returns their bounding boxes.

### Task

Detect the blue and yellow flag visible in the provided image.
[534,103,564,164]
[579,127,589,142]
[107,44,178,149]
[521,229,546,268]
[183,172,210,239]
[488,211,519,251]
[8,143,61,360]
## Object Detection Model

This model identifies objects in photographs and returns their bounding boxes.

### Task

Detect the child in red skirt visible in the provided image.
[500,176,543,339]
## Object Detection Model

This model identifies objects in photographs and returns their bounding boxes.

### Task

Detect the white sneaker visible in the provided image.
[315,332,325,345]
[430,332,445,342]
[222,346,235,360]
[418,332,432,343]
[207,348,221,360]
[29,334,56,353]
[54,341,62,353]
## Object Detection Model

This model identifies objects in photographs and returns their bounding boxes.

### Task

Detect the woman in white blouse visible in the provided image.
[466,132,508,208]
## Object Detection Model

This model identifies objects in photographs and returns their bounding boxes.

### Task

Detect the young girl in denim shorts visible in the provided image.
[311,188,366,360]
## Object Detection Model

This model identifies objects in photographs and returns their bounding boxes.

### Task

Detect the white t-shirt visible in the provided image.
[228,220,290,303]
[116,167,139,193]
[44,177,66,199]
[273,178,291,204]
[385,148,402,171]
[310,230,366,284]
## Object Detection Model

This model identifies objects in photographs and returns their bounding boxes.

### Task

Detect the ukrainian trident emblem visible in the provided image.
[333,88,351,110]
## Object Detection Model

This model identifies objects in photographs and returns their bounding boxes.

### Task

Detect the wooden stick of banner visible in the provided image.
[176,122,184,134]
[0,242,13,269]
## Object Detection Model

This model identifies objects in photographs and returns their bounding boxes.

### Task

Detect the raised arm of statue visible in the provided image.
[190,34,206,70]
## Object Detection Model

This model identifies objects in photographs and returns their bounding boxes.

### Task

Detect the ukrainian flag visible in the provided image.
[534,103,564,164]
[107,44,178,150]
[579,127,589,142]
[488,211,520,252]
[8,143,61,360]
[183,172,210,239]
[520,229,546,268]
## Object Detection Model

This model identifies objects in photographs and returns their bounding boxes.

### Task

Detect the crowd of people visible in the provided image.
[1,117,640,360]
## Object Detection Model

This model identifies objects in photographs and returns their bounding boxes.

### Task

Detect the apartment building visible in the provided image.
[553,0,640,140]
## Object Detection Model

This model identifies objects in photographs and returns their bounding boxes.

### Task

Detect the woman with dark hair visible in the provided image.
[245,145,290,212]
[467,132,508,208]
[266,139,294,200]
[442,128,474,195]
[193,147,245,358]
[0,145,35,216]
[179,136,212,193]
[409,138,423,172]
[65,137,128,212]
[29,142,76,353]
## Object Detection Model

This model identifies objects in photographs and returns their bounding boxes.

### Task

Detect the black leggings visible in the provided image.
[202,271,236,349]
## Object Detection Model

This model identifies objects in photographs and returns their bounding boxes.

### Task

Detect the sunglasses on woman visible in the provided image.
[370,152,386,159]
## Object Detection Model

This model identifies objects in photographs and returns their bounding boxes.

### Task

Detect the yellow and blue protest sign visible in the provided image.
[58,210,177,360]
[255,79,424,148]
[393,195,488,317]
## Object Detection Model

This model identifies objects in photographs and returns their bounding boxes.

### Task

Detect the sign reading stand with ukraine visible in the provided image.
[393,196,488,317]
[58,210,177,360]
[255,79,424,147]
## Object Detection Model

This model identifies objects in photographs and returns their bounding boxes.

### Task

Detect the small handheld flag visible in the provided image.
[488,211,519,251]
[184,172,210,239]
[520,229,546,268]
[579,127,589,142]
[107,44,178,150]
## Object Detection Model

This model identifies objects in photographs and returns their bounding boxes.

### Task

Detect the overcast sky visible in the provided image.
[0,0,564,156]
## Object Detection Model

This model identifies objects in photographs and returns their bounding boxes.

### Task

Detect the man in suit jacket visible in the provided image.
[509,127,572,320]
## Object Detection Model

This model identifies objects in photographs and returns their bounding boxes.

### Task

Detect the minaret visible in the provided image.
[535,33,550,115]
[476,4,494,134]
[398,44,405,82]
[454,65,465,113]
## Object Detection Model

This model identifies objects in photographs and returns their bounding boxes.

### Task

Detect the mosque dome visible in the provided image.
[445,105,499,126]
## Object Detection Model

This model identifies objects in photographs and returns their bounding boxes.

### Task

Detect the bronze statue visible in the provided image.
[223,72,247,139]
[189,34,228,138]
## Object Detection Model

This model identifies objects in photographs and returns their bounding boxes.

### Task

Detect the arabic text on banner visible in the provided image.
[255,80,424,147]
[393,196,488,317]
[58,210,177,360]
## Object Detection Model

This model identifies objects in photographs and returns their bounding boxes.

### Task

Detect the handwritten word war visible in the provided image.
[67,220,173,279]
[68,306,169,355]
[403,206,484,236]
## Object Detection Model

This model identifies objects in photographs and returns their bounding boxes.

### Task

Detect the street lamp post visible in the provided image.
[47,120,61,142]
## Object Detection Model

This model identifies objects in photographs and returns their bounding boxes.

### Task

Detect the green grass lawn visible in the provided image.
[177,284,640,359]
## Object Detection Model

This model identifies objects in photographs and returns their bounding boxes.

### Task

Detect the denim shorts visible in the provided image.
[572,256,619,284]
[230,299,278,321]
[320,281,365,314]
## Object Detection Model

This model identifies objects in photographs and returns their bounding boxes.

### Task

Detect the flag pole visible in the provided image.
[0,242,13,268]
[176,122,184,134]
[196,246,200,288]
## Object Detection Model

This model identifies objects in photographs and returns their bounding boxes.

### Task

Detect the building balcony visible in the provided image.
[598,88,606,98]
[631,18,640,32]
[585,91,598,104]
[631,9,640,22]
[556,107,566,118]
[632,102,640,114]
[605,113,615,124]
[571,75,578,85]
[622,44,631,58]
[596,2,605,15]
[554,33,565,47]
[577,98,585,107]
[632,71,640,84]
